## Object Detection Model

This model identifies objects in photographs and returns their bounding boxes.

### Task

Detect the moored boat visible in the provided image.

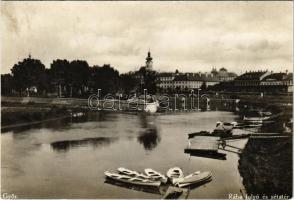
[117,167,151,179]
[127,96,159,113]
[104,171,161,187]
[144,101,159,113]
[144,168,168,183]
[166,167,184,183]
[176,171,212,188]
[243,116,270,123]
[172,171,201,185]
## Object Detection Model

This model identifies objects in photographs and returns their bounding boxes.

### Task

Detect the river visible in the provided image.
[1,111,251,198]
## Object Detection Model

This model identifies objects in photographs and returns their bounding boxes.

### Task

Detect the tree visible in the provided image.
[200,81,207,91]
[119,72,139,94]
[11,56,46,96]
[138,67,158,94]
[1,74,13,95]
[89,64,120,96]
[50,59,71,97]
[69,60,90,97]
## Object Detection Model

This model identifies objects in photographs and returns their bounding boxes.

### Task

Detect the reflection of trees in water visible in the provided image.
[238,138,292,197]
[138,128,161,151]
[137,114,161,151]
[50,137,117,152]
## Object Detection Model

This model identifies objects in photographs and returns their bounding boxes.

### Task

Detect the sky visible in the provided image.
[1,1,293,74]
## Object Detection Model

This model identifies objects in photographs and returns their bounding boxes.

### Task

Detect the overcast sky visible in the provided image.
[1,1,293,74]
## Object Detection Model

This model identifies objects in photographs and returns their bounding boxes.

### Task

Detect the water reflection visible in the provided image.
[137,128,161,151]
[1,111,117,134]
[137,115,161,151]
[104,179,162,195]
[184,149,227,160]
[50,137,118,152]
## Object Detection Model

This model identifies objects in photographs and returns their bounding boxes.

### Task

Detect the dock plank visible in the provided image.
[186,136,220,152]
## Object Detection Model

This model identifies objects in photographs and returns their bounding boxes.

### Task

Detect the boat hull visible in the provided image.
[177,171,212,188]
[105,171,161,187]
[145,168,168,183]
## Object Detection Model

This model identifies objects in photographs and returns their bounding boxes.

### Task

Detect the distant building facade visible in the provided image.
[212,67,237,82]
[260,72,293,93]
[211,70,293,94]
[157,67,236,92]
[234,71,271,92]
[158,72,175,91]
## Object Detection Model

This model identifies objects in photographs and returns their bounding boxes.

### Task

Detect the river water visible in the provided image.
[1,111,248,199]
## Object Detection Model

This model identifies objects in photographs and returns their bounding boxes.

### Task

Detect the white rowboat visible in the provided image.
[166,167,184,183]
[117,167,151,179]
[176,171,212,188]
[104,171,161,187]
[144,168,168,183]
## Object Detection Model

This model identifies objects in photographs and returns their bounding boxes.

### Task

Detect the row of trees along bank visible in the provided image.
[1,56,158,98]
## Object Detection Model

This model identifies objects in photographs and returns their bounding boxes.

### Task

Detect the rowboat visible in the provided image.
[127,97,159,113]
[243,116,270,123]
[162,186,190,199]
[104,171,161,187]
[176,171,212,188]
[144,168,168,183]
[166,167,184,183]
[144,101,159,113]
[117,167,150,179]
[172,171,200,185]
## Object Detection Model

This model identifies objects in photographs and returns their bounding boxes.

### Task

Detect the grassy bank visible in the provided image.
[1,97,89,130]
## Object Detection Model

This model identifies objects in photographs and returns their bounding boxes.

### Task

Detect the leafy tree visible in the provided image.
[119,72,139,94]
[200,81,207,91]
[89,64,120,96]
[1,74,13,95]
[11,56,46,96]
[69,60,90,97]
[50,59,71,97]
[138,67,158,94]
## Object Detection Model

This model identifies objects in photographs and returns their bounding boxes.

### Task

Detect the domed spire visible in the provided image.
[145,50,153,70]
[146,50,152,62]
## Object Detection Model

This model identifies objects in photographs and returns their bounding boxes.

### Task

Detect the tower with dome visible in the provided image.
[145,50,153,70]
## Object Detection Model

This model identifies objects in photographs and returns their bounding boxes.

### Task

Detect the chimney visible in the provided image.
[286,70,288,75]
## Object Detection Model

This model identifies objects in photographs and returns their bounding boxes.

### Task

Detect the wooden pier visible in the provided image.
[185,136,220,152]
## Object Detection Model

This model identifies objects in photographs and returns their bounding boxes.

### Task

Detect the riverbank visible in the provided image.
[1,97,89,131]
[239,137,292,198]
[1,95,292,131]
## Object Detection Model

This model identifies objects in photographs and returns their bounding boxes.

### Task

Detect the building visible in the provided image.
[134,51,155,84]
[261,72,293,93]
[218,70,294,94]
[211,67,237,82]
[158,72,175,91]
[145,50,153,70]
[173,74,203,90]
[157,71,220,92]
[234,71,271,92]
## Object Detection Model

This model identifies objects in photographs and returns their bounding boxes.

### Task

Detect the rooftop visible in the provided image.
[235,71,268,81]
[173,73,219,82]
[262,72,293,81]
